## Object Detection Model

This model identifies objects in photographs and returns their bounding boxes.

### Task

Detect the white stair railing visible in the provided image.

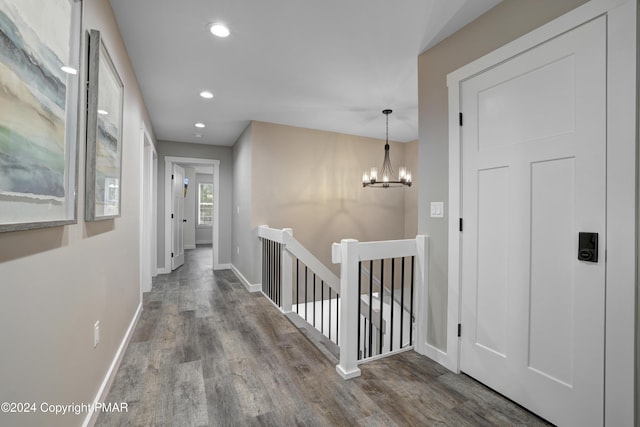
[332,236,429,380]
[257,226,429,380]
[258,225,341,346]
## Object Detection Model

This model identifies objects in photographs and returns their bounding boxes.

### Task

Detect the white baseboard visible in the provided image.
[157,267,170,275]
[214,263,232,270]
[83,303,142,427]
[420,342,458,373]
[231,264,261,292]
[184,244,196,250]
[196,240,213,245]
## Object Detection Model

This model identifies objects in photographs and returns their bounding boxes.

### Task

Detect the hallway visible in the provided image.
[96,246,550,426]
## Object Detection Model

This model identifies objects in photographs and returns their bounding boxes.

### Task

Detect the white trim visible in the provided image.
[414,235,429,357]
[184,244,196,250]
[357,345,413,365]
[444,60,462,373]
[164,156,221,272]
[157,267,170,275]
[260,225,340,293]
[195,240,213,245]
[139,123,157,295]
[336,364,361,380]
[446,0,636,424]
[357,239,417,261]
[82,303,142,427]
[257,224,286,243]
[231,264,261,292]
[602,2,637,425]
[215,263,232,270]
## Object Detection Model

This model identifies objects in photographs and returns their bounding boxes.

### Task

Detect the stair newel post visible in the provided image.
[281,228,294,313]
[333,238,362,379]
[414,235,429,355]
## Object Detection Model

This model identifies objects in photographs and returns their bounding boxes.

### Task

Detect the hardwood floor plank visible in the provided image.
[227,358,274,418]
[106,341,150,403]
[203,376,246,426]
[132,347,178,426]
[130,300,162,343]
[173,360,209,427]
[194,289,214,318]
[178,288,196,312]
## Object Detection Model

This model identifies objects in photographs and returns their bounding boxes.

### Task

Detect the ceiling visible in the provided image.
[109,0,502,146]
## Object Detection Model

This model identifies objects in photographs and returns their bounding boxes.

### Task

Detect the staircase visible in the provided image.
[258,225,429,380]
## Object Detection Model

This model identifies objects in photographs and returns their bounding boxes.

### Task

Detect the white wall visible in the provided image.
[0,0,156,425]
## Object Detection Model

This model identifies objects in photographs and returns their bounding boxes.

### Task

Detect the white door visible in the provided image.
[460,17,605,427]
[171,164,185,270]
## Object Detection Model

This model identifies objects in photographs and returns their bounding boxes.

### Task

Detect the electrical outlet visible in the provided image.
[94,321,100,348]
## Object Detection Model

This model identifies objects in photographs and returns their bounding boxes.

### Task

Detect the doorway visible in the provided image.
[458,17,605,426]
[140,125,157,294]
[163,156,221,272]
[443,2,637,426]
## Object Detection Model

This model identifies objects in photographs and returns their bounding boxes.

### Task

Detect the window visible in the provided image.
[198,182,213,226]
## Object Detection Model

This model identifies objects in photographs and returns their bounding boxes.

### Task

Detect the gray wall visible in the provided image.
[232,124,257,283]
[0,0,157,425]
[417,0,590,350]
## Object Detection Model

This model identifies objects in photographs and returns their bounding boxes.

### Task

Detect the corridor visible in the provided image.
[96,246,550,426]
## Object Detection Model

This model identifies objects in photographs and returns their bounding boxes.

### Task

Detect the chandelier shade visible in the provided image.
[362,109,412,188]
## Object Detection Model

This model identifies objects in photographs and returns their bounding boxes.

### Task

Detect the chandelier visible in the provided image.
[362,109,412,188]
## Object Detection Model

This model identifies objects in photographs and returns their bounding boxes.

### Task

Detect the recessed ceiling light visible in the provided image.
[195,123,205,128]
[61,66,77,75]
[98,109,109,115]
[210,23,230,38]
[200,91,214,99]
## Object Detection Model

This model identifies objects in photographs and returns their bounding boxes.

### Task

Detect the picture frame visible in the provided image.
[0,0,83,232]
[85,29,124,221]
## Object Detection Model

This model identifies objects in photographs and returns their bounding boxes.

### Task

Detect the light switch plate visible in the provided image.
[430,202,444,218]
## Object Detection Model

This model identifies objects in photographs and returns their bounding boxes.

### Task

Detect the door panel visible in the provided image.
[460,17,606,427]
[476,166,509,357]
[529,158,575,385]
[172,164,185,270]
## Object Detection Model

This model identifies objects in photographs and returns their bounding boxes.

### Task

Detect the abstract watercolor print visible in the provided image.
[94,41,122,217]
[0,0,74,200]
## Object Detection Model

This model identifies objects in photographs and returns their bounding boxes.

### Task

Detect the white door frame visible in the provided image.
[427,1,636,425]
[164,156,221,270]
[139,124,157,295]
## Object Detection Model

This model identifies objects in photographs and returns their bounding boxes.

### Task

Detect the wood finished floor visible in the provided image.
[96,246,551,427]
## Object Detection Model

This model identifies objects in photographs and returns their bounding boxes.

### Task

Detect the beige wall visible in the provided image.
[403,139,419,238]
[250,121,410,276]
[0,0,156,425]
[417,0,590,350]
